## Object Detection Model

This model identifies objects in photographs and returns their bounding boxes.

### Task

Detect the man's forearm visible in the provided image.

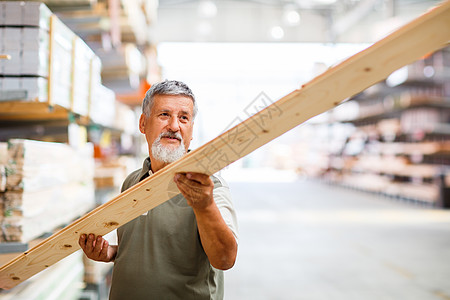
[173,172,237,269]
[193,201,237,270]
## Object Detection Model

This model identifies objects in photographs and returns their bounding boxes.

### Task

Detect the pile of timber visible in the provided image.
[0,139,95,243]
[0,250,84,300]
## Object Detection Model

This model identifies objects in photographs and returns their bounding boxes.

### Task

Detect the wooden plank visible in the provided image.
[0,101,48,114]
[1,0,450,289]
[47,14,55,107]
[0,102,69,120]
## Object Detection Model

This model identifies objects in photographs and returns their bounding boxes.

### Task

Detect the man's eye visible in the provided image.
[160,113,169,117]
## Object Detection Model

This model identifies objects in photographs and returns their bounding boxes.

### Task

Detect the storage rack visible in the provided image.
[0,2,141,299]
[318,47,450,207]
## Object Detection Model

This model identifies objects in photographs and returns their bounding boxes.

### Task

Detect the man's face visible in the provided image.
[139,94,194,164]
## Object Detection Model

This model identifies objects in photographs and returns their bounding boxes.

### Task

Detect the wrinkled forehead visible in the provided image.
[152,94,195,116]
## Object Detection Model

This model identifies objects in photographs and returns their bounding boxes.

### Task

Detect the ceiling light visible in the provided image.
[270,26,285,40]
[198,0,217,18]
[283,10,301,26]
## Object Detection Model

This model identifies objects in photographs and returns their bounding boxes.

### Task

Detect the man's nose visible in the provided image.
[167,116,180,131]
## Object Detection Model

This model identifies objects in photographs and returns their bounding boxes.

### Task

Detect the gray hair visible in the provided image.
[142,80,198,119]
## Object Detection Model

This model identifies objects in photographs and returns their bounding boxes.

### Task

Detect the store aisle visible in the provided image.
[224,178,450,300]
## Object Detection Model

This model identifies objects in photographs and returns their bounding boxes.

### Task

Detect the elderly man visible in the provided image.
[79,80,238,299]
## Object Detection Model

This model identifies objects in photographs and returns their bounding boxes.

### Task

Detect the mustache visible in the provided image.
[160,131,182,141]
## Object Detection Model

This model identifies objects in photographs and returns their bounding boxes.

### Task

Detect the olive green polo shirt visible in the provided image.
[109,157,238,300]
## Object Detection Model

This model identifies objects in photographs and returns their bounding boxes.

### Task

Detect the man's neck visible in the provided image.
[148,149,189,173]
[150,159,169,173]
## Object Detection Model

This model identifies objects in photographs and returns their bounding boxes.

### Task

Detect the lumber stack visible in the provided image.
[0,1,51,102]
[0,1,116,125]
[0,1,75,107]
[0,250,84,300]
[0,139,95,243]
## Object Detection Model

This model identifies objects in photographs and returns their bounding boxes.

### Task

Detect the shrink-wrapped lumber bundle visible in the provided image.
[0,1,105,119]
[0,2,51,102]
[0,139,95,243]
[71,37,95,116]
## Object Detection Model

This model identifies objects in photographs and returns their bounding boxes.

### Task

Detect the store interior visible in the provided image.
[0,0,449,299]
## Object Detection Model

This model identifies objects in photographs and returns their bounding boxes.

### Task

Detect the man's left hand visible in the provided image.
[174,172,214,210]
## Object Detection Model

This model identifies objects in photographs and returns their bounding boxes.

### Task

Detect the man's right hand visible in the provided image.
[78,234,117,263]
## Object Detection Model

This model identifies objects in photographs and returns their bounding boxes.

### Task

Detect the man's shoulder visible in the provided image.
[121,168,144,192]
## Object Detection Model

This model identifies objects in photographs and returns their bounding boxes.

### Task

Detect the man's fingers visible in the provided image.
[174,173,190,187]
[78,233,112,262]
[78,234,87,249]
[175,175,204,195]
[175,179,192,196]
[100,240,109,259]
[94,236,104,254]
[186,172,211,185]
[175,173,211,187]
[174,173,189,184]
[86,234,95,253]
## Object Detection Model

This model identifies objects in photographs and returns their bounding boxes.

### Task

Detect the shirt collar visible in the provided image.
[139,150,191,182]
[138,157,153,182]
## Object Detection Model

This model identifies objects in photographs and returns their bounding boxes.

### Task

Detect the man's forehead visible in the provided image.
[154,95,193,111]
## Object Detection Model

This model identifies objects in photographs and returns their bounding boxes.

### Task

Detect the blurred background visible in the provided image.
[0,0,449,299]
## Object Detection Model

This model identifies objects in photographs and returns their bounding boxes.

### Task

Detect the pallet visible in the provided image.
[1,0,449,289]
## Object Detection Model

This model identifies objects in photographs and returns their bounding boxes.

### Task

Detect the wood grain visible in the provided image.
[1,0,449,289]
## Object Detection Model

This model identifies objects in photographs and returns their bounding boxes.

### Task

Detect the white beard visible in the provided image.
[151,131,185,164]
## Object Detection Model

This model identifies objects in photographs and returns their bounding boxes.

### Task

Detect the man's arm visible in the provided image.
[174,172,237,270]
[78,234,117,263]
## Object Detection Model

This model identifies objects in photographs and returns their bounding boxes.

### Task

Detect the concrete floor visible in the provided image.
[224,178,450,300]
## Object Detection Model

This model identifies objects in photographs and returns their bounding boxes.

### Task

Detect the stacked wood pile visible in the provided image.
[0,139,95,243]
[0,250,84,300]
[0,1,117,127]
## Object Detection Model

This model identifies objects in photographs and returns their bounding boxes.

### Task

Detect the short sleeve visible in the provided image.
[212,174,239,244]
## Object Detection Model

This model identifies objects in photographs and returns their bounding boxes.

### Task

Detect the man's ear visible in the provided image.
[139,114,146,134]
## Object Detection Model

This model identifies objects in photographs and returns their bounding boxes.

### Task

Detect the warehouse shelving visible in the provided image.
[312,47,450,207]
[0,2,142,299]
